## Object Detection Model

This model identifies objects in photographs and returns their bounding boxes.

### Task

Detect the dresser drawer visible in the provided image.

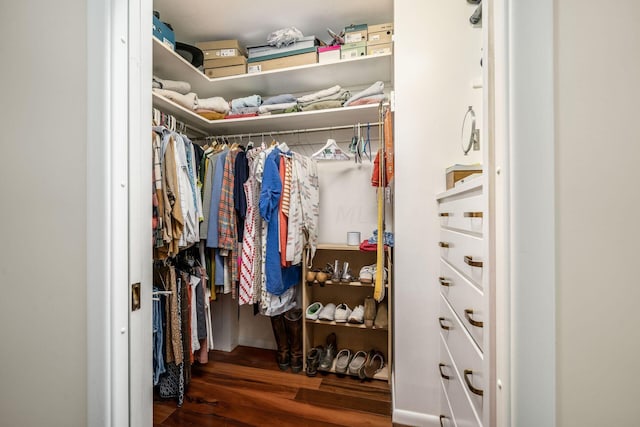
[439,294,485,421]
[439,259,485,352]
[439,229,484,289]
[440,380,457,427]
[438,193,483,235]
[439,334,482,427]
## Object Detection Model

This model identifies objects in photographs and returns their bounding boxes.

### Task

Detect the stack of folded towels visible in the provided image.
[343,81,386,106]
[152,76,230,120]
[297,85,351,112]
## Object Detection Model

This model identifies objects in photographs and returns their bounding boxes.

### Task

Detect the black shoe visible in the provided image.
[318,333,337,371]
[306,346,324,377]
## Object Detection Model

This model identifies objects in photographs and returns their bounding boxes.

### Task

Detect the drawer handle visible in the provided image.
[439,212,451,217]
[464,309,484,328]
[464,255,483,268]
[464,369,484,396]
[439,363,452,380]
[439,277,451,287]
[438,317,451,330]
[439,241,450,248]
[439,415,448,427]
[464,211,483,218]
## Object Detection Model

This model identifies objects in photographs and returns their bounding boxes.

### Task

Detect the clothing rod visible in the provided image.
[193,122,382,141]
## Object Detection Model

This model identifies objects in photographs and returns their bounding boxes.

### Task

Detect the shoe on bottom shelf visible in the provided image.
[305,346,324,377]
[334,303,352,323]
[348,350,368,376]
[318,333,337,371]
[362,349,385,379]
[348,304,365,324]
[334,349,352,374]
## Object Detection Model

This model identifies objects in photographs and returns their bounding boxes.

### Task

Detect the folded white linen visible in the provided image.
[153,88,198,110]
[197,96,230,114]
[258,102,298,114]
[296,85,342,103]
[343,81,384,106]
[152,76,191,94]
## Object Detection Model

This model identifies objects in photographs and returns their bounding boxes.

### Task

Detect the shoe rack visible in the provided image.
[302,244,392,382]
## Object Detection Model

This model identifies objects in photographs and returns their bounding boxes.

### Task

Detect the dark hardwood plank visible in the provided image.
[154,400,177,425]
[295,387,391,417]
[196,361,323,390]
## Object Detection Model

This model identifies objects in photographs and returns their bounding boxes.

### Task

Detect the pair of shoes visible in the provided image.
[335,349,352,374]
[360,349,385,379]
[348,350,368,376]
[305,302,323,320]
[330,260,355,283]
[363,297,376,327]
[348,304,365,324]
[374,303,388,329]
[318,333,337,371]
[306,346,324,377]
[305,268,320,284]
[334,303,352,322]
[359,264,388,284]
[318,303,336,321]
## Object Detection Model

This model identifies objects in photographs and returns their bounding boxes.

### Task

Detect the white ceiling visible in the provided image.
[153,0,393,48]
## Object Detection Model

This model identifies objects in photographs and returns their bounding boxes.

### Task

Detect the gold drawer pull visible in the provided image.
[439,212,451,217]
[438,317,451,331]
[464,309,484,328]
[439,241,450,248]
[464,255,483,268]
[439,277,451,287]
[464,211,483,218]
[464,369,484,396]
[439,363,452,380]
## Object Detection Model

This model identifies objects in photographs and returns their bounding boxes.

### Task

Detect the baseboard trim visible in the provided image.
[393,409,440,427]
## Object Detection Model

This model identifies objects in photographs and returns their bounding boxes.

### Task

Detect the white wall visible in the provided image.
[555,1,640,425]
[394,0,482,422]
[0,1,88,426]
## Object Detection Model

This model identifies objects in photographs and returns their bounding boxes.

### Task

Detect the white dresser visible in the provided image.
[436,177,489,427]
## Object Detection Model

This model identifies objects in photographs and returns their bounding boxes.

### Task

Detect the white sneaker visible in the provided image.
[348,304,365,324]
[318,303,336,321]
[334,303,352,323]
[359,264,387,284]
[305,302,324,320]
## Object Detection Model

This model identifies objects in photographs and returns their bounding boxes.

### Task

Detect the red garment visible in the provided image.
[359,240,390,252]
[371,149,390,187]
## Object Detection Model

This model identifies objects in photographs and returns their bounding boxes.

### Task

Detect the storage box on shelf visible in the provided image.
[302,244,392,382]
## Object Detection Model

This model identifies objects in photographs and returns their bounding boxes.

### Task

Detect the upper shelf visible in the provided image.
[153,37,394,100]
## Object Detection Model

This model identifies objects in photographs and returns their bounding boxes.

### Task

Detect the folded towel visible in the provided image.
[195,109,226,120]
[152,76,191,94]
[298,89,350,107]
[258,102,298,114]
[346,94,386,106]
[197,96,230,114]
[344,81,384,106]
[230,106,260,115]
[299,100,344,111]
[263,94,297,105]
[231,94,262,110]
[297,85,342,103]
[153,88,198,110]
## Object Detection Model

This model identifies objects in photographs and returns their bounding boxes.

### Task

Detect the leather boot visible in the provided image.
[284,308,303,373]
[270,314,290,371]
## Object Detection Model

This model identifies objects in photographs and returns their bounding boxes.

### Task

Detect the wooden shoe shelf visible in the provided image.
[302,244,392,382]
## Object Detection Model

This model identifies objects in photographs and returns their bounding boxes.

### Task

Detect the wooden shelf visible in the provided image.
[153,37,393,100]
[305,319,388,331]
[306,280,388,288]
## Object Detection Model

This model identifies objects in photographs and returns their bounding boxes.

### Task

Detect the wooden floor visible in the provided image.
[154,346,396,427]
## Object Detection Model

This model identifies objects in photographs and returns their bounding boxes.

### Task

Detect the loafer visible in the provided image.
[334,303,352,323]
[334,349,352,374]
[318,303,336,321]
[348,350,368,376]
[305,302,323,320]
[363,350,385,379]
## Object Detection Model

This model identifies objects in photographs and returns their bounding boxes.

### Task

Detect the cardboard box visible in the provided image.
[203,48,245,60]
[367,42,393,56]
[153,15,175,50]
[368,22,394,33]
[318,45,341,64]
[203,56,247,69]
[344,23,368,44]
[445,165,482,189]
[368,30,393,45]
[196,39,243,52]
[247,51,317,73]
[204,65,246,78]
[341,41,367,60]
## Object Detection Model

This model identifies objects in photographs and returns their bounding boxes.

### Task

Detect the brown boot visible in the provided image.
[284,308,303,373]
[270,314,290,371]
